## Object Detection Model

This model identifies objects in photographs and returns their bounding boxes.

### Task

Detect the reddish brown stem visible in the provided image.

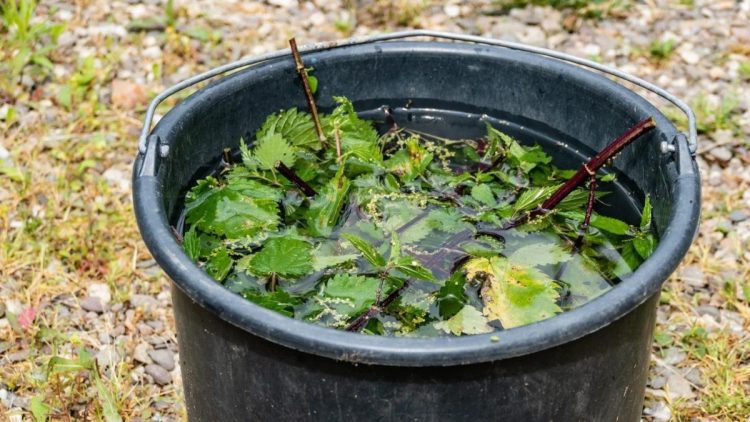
[289,38,325,144]
[554,175,597,295]
[276,162,317,197]
[507,116,656,228]
[346,280,411,332]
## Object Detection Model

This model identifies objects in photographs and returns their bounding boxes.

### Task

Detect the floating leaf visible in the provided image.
[466,257,560,329]
[248,237,313,278]
[434,305,493,336]
[185,187,279,238]
[437,271,467,318]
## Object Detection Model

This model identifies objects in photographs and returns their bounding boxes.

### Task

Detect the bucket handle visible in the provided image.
[137,30,697,156]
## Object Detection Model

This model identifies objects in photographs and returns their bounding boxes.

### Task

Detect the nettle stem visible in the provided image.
[554,174,597,294]
[276,162,317,197]
[506,116,656,229]
[289,38,325,144]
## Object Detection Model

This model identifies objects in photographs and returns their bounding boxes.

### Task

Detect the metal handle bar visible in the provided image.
[137,30,697,155]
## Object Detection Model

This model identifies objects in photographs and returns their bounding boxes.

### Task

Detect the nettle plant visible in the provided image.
[179,40,657,337]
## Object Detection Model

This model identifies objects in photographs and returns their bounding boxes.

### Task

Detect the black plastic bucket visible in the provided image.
[133,39,700,421]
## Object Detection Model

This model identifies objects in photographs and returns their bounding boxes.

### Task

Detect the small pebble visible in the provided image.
[147,349,175,371]
[709,146,733,162]
[80,296,104,313]
[133,343,152,365]
[145,364,172,385]
[666,373,695,400]
[88,283,112,304]
[729,210,749,223]
[129,294,159,309]
[678,266,705,288]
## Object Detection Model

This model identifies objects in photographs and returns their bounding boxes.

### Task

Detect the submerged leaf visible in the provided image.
[243,290,302,317]
[341,233,386,268]
[434,305,493,336]
[509,242,571,267]
[185,187,279,238]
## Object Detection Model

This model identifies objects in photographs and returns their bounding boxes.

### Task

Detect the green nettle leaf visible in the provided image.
[471,184,496,207]
[437,271,468,319]
[312,253,359,271]
[486,124,551,172]
[466,257,560,329]
[342,233,387,268]
[183,225,200,261]
[323,273,382,316]
[205,246,233,281]
[185,187,279,238]
[256,108,319,149]
[640,194,653,231]
[509,242,571,267]
[249,237,313,278]
[305,172,350,237]
[322,96,382,163]
[243,290,302,317]
[557,211,631,235]
[384,138,433,181]
[434,305,494,336]
[633,233,656,260]
[251,132,297,170]
[393,256,435,281]
[513,184,562,214]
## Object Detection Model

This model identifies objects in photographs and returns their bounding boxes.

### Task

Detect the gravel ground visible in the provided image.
[1,0,749,420]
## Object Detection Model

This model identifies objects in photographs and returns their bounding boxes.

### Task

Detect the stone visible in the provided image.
[147,349,175,371]
[666,373,695,400]
[133,343,152,364]
[88,283,111,304]
[145,364,172,385]
[663,347,687,365]
[5,349,30,363]
[79,296,104,313]
[111,80,147,109]
[683,367,704,387]
[729,210,749,223]
[709,146,733,162]
[129,294,159,309]
[0,303,5,318]
[644,400,671,421]
[679,266,705,288]
[695,305,720,319]
[648,376,667,389]
[96,345,121,369]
